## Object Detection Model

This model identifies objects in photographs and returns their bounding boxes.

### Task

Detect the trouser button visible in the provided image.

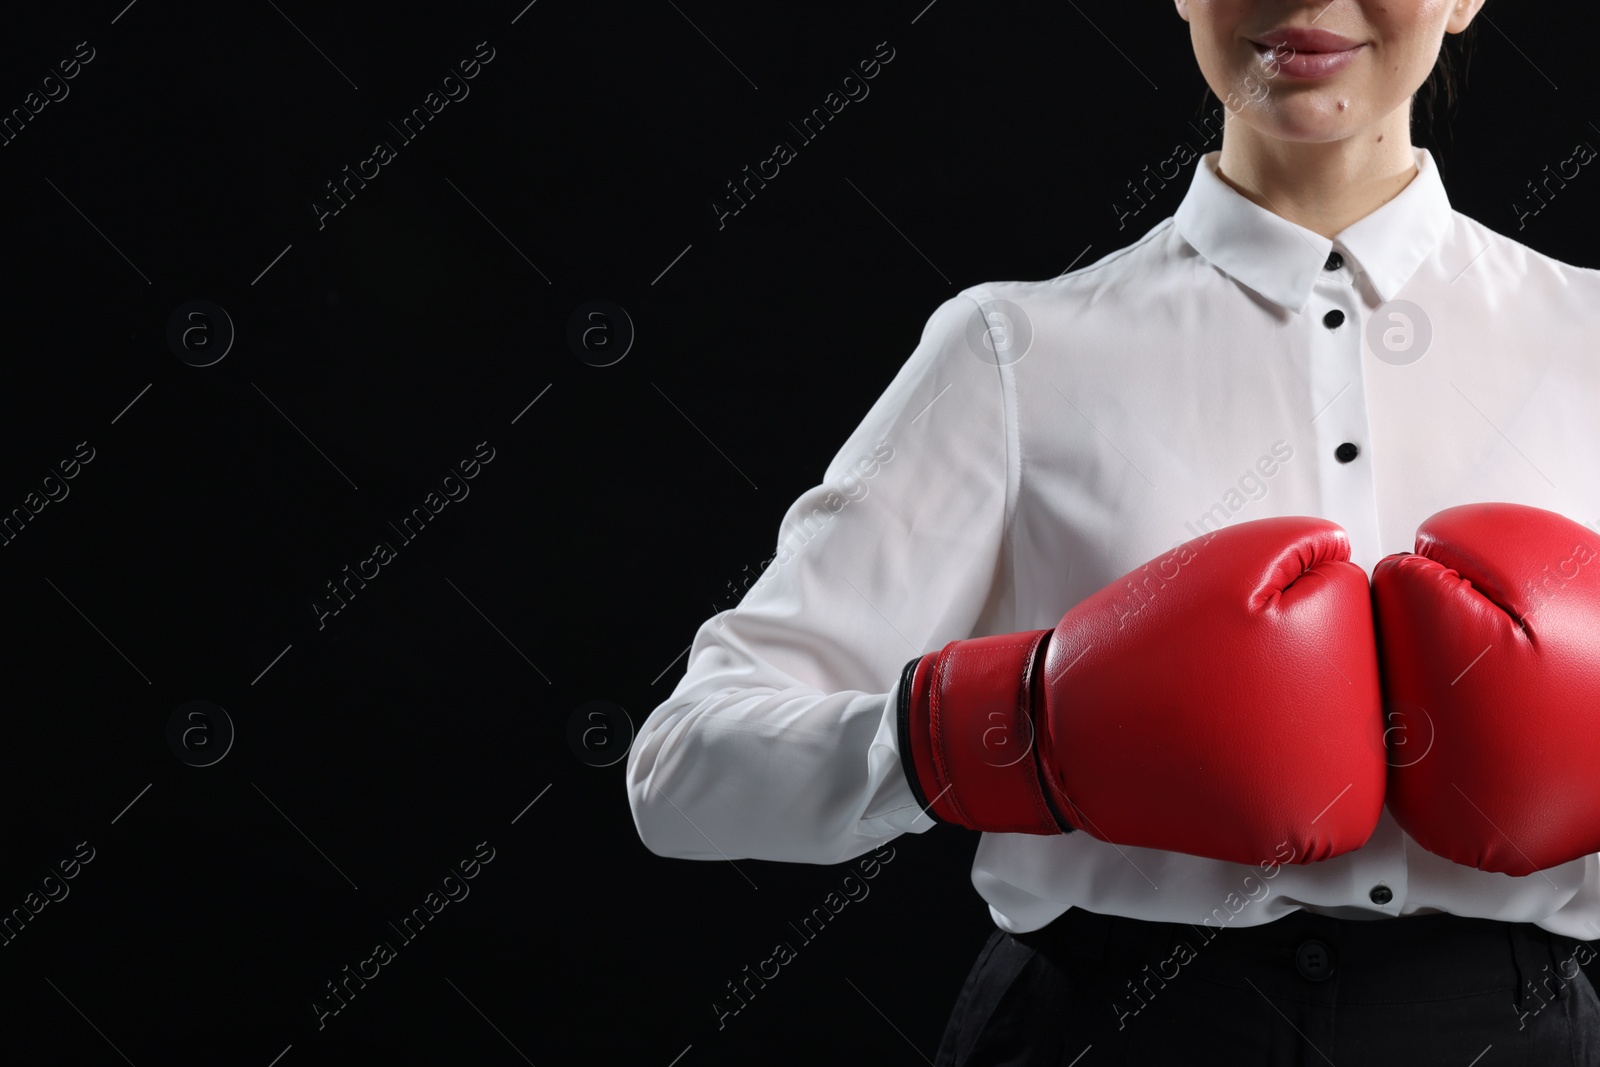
[1295,939,1335,982]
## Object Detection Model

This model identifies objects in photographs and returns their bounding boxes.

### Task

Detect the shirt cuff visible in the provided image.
[861,687,939,836]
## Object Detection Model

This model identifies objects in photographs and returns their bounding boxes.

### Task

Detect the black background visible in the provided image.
[1,2,1597,1064]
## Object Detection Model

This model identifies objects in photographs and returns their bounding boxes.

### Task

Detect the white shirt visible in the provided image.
[625,147,1600,940]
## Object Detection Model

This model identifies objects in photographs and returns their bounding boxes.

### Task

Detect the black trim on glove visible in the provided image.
[895,654,937,819]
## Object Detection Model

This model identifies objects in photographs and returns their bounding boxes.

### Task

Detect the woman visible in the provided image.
[627,0,1600,1060]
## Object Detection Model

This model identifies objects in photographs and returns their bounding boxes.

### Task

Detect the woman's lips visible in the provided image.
[1249,28,1365,80]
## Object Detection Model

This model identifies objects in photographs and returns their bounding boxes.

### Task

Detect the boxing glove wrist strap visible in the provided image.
[895,629,1069,834]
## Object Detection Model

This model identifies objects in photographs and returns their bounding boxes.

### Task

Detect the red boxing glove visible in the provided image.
[896,516,1386,865]
[1373,502,1600,875]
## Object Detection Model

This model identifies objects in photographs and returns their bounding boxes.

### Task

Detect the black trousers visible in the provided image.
[935,907,1600,1065]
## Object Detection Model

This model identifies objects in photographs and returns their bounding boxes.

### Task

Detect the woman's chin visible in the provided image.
[1239,104,1377,146]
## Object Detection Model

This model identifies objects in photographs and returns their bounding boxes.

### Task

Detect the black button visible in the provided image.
[1335,442,1360,464]
[1323,309,1345,329]
[1324,250,1344,271]
[1295,939,1336,982]
[1370,884,1393,905]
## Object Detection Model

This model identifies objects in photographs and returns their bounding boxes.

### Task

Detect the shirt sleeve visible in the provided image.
[625,287,1017,865]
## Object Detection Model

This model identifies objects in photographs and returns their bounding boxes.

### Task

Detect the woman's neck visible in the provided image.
[1214,108,1420,239]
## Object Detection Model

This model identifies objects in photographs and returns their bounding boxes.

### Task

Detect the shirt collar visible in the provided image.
[1172,147,1454,311]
